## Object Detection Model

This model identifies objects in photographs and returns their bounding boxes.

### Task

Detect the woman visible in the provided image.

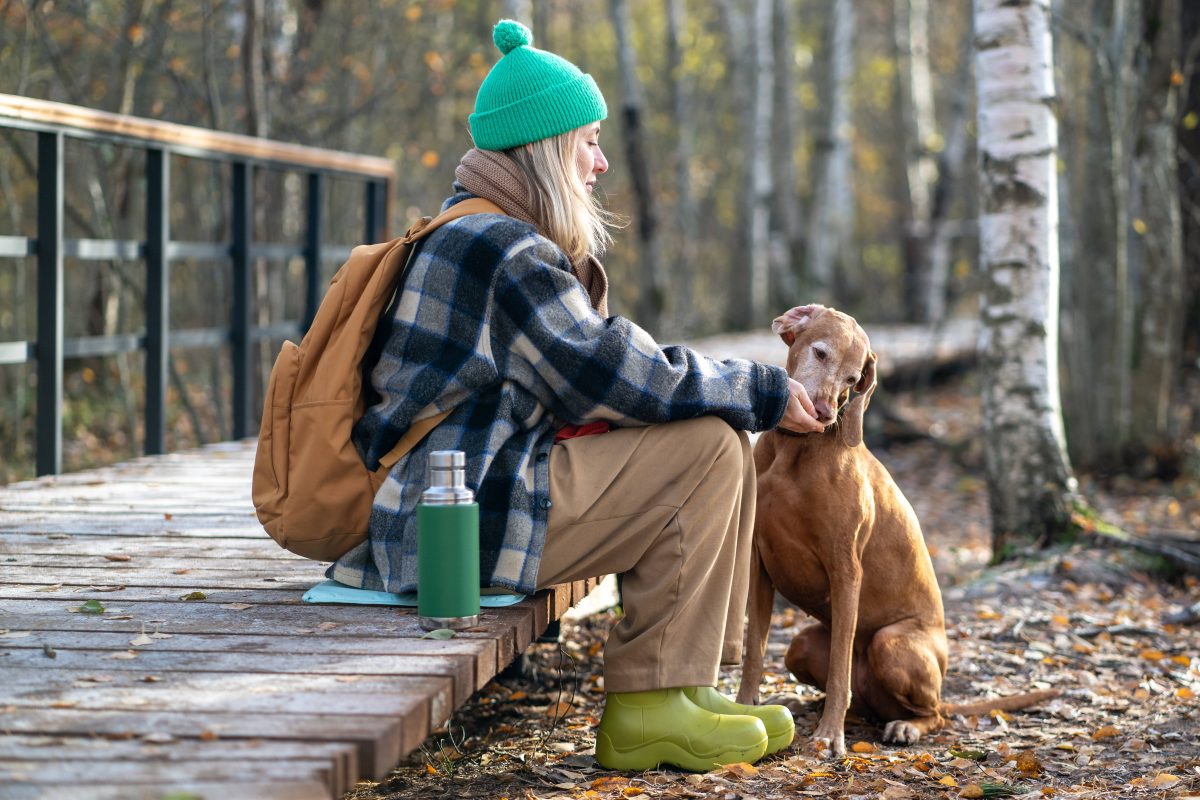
[330,19,824,772]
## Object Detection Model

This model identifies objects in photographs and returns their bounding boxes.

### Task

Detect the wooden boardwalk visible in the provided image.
[0,321,978,799]
[0,442,596,799]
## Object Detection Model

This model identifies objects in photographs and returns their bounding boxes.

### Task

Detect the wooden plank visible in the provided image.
[0,630,496,690]
[0,708,403,779]
[0,780,331,800]
[0,534,299,559]
[0,734,358,795]
[0,586,310,602]
[0,647,476,707]
[0,565,328,588]
[1,666,451,719]
[0,759,336,790]
[3,555,325,572]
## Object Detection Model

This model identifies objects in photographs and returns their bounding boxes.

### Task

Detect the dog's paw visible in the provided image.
[883,719,922,745]
[812,721,846,758]
[761,692,806,718]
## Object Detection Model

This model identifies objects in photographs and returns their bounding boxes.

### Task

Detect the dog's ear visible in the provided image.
[770,304,828,346]
[841,351,877,448]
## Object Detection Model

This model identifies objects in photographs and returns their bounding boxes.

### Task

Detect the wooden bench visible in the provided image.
[0,441,597,799]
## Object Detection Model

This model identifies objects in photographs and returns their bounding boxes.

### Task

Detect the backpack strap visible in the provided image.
[374,197,506,473]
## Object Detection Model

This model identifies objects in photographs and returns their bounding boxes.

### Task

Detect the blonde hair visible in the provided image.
[507,128,617,264]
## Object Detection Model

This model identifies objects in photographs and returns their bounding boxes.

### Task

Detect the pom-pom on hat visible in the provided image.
[469,19,607,151]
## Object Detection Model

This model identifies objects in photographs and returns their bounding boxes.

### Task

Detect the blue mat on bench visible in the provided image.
[302,579,526,608]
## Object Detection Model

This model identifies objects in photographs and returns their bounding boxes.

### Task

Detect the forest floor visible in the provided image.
[345,374,1200,800]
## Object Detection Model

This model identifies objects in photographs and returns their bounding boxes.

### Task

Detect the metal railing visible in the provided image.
[0,93,395,475]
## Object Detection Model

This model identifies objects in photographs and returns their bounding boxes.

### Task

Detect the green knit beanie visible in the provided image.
[469,19,607,151]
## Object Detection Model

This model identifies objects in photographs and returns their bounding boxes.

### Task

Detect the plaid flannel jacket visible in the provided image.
[328,194,790,595]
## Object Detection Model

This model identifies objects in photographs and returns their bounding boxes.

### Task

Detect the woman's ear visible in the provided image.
[770,304,827,347]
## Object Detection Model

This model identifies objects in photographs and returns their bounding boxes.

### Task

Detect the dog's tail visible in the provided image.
[940,688,1061,717]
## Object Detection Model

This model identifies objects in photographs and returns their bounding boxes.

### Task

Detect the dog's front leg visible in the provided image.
[812,551,861,757]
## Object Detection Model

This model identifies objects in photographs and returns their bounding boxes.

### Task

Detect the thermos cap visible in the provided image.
[428,450,465,470]
[422,450,475,505]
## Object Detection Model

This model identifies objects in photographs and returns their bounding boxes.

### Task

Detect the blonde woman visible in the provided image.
[330,19,824,772]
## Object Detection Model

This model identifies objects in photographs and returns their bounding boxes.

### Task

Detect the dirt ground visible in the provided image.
[345,377,1200,800]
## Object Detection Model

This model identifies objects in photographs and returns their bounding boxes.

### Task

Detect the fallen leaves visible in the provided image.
[70,599,105,614]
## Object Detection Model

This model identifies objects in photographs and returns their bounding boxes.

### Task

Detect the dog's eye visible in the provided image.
[846,375,858,385]
[813,347,827,362]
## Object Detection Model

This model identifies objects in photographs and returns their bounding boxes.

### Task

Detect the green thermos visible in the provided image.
[417,450,480,631]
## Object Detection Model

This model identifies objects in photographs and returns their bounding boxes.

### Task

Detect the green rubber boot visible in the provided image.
[683,686,795,754]
[595,688,769,772]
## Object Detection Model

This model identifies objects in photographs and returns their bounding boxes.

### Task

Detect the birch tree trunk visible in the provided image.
[666,0,697,333]
[974,0,1075,550]
[610,0,663,330]
[895,0,939,322]
[805,0,855,304]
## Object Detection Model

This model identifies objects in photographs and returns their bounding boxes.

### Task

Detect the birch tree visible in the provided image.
[771,0,802,303]
[974,0,1076,550]
[805,0,855,304]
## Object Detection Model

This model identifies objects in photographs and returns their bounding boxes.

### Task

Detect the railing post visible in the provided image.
[303,171,323,332]
[231,161,253,440]
[145,148,170,455]
[36,131,63,476]
[365,179,387,243]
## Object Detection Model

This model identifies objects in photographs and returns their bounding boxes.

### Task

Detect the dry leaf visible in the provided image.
[1140,649,1165,661]
[103,554,131,562]
[1016,750,1042,778]
[50,700,77,708]
[622,788,645,797]
[851,740,877,753]
[939,776,958,787]
[220,603,252,610]
[545,700,573,719]
[1092,725,1120,740]
[198,730,218,741]
[959,786,984,799]
[317,621,338,630]
[129,633,153,647]
[590,777,630,792]
[425,763,437,775]
[1150,773,1180,788]
[141,675,161,683]
[0,630,33,638]
[109,650,139,660]
[173,569,191,575]
[36,584,64,592]
[1176,687,1194,700]
[723,762,759,778]
[508,691,527,701]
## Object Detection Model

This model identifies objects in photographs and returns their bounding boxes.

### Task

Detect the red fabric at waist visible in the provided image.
[554,421,612,442]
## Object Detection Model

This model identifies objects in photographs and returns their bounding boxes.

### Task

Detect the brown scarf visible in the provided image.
[455,148,609,317]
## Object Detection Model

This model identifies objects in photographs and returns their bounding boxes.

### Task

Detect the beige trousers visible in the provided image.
[534,415,757,693]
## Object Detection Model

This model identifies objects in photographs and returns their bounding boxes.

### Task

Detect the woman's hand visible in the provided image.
[778,378,825,433]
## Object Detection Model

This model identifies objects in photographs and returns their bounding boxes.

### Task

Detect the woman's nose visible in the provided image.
[595,148,608,173]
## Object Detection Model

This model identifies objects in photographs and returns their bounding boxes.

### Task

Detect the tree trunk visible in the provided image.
[741,0,774,328]
[974,0,1076,551]
[771,0,801,304]
[1179,2,1200,364]
[924,33,975,323]
[666,0,697,334]
[805,0,855,304]
[895,0,939,322]
[1128,0,1184,462]
[609,0,663,330]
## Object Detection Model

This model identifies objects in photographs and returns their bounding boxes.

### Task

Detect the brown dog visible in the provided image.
[737,304,1057,756]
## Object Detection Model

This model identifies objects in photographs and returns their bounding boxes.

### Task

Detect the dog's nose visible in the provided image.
[814,400,835,424]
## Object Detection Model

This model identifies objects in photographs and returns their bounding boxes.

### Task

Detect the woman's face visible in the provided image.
[574,123,608,194]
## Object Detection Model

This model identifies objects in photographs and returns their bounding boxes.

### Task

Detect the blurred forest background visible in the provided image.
[0,0,1197,513]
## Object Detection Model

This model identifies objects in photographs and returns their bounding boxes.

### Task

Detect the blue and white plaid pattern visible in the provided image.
[328,194,789,594]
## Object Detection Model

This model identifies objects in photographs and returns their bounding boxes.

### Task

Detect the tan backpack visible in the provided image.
[252,198,504,560]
